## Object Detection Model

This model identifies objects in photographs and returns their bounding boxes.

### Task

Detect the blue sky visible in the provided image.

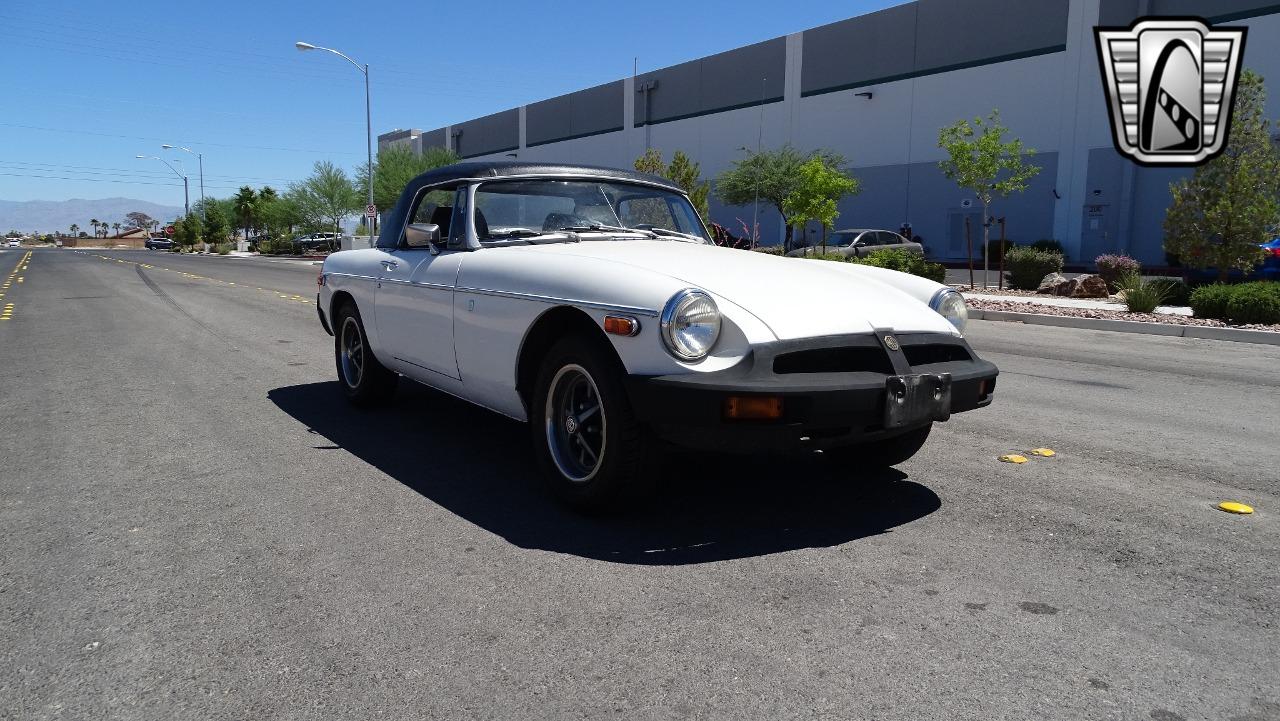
[0,0,898,209]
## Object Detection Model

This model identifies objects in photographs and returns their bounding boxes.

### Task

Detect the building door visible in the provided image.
[1080,204,1114,261]
[947,210,983,260]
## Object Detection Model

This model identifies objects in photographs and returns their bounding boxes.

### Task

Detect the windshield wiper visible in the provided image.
[646,227,706,242]
[556,223,658,239]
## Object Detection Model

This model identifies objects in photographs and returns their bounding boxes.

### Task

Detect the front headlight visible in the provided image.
[930,288,969,333]
[660,289,721,361]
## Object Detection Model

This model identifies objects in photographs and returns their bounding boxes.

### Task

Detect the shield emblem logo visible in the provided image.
[1095,17,1247,166]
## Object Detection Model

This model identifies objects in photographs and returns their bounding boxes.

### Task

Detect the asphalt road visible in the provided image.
[2,247,1277,721]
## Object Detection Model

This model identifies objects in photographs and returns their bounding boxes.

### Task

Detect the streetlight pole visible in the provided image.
[296,41,374,237]
[162,145,204,219]
[138,154,188,216]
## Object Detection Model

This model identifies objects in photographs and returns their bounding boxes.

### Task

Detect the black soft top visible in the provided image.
[407,161,681,192]
[379,161,684,248]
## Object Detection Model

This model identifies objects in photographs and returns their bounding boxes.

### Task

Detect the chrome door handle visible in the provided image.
[380,259,399,269]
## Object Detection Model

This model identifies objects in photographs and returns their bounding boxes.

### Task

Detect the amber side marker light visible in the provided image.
[603,315,640,336]
[724,396,784,421]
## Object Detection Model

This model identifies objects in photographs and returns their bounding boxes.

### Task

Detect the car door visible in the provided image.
[373,188,465,380]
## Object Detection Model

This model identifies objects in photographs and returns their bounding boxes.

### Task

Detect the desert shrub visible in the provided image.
[1095,254,1142,291]
[1005,246,1064,290]
[1031,239,1066,258]
[811,252,849,262]
[1190,282,1280,323]
[214,243,232,255]
[851,248,946,283]
[1190,284,1233,319]
[751,245,786,255]
[1116,273,1171,313]
[1224,282,1280,324]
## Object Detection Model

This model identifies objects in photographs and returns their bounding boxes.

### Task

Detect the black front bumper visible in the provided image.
[625,331,997,453]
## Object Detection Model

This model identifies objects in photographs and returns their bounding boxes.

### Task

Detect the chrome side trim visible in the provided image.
[455,285,659,317]
[325,271,379,282]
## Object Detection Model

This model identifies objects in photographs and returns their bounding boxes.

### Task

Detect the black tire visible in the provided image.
[333,301,397,406]
[531,335,656,512]
[824,424,932,469]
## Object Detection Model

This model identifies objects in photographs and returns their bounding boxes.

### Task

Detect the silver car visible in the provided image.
[786,229,923,259]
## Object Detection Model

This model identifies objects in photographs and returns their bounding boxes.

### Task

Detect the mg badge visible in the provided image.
[884,335,900,352]
[1095,17,1246,166]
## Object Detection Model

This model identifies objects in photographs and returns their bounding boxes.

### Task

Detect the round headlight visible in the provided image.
[930,288,969,333]
[660,289,721,361]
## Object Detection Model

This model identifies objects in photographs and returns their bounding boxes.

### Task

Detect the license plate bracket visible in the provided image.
[884,373,952,429]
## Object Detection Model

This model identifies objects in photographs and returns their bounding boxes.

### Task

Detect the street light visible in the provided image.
[162,144,204,219]
[138,154,188,216]
[296,40,374,236]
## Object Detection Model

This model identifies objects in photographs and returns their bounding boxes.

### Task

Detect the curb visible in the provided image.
[970,309,1280,346]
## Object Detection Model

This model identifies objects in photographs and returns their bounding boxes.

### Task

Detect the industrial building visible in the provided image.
[379,0,1280,265]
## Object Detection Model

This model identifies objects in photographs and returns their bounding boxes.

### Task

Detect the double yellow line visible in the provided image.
[0,250,31,321]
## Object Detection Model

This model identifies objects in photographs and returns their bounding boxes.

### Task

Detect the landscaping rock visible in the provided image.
[1037,273,1070,294]
[1069,274,1110,298]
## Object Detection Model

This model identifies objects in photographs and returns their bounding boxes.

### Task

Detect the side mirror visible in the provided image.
[405,223,441,253]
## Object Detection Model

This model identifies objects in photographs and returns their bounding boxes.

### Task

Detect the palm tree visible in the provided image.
[89,219,100,238]
[233,186,257,245]
[112,222,120,236]
[69,223,79,237]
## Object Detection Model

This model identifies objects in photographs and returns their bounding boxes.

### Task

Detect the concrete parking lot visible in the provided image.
[1,247,1277,720]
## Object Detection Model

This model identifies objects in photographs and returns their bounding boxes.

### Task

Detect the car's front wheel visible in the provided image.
[333,301,397,406]
[531,336,655,512]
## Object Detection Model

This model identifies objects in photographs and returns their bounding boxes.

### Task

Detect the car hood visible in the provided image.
[527,240,956,339]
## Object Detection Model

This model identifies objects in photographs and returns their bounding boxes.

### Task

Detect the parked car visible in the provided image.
[293,233,341,253]
[145,236,174,250]
[787,229,923,259]
[6,238,20,247]
[316,162,997,510]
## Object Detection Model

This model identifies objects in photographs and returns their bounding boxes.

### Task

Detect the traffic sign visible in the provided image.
[164,225,175,236]
[365,204,377,219]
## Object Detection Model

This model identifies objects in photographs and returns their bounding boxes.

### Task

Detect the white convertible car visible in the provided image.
[317,162,997,510]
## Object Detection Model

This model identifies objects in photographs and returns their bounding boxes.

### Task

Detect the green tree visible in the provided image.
[233,186,257,241]
[714,144,847,250]
[633,149,713,221]
[782,156,861,253]
[202,203,230,247]
[173,213,202,250]
[125,211,155,230]
[69,223,79,237]
[938,109,1041,285]
[356,145,458,215]
[1164,69,1280,281]
[89,218,100,238]
[300,160,361,236]
[111,222,120,236]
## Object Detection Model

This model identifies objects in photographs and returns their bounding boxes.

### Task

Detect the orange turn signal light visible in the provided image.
[724,395,784,421]
[603,315,640,336]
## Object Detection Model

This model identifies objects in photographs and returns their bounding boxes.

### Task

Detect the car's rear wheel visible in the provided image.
[334,301,397,406]
[531,336,654,512]
[823,424,932,469]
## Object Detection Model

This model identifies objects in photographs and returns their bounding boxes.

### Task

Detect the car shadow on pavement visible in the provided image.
[268,381,941,566]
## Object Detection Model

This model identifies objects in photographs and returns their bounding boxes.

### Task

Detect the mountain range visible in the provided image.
[0,198,186,234]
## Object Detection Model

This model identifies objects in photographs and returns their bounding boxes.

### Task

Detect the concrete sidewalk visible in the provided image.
[961,291,1193,317]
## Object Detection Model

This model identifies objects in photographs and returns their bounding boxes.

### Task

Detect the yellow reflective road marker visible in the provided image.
[1218,501,1254,515]
[1028,448,1056,457]
[999,454,1029,464]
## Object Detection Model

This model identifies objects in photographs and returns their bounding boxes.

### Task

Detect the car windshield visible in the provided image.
[474,179,709,243]
[828,232,859,247]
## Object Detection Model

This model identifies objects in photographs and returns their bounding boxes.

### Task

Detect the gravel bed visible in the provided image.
[968,297,1280,333]
[953,285,1076,298]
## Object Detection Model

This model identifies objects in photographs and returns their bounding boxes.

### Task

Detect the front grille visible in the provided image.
[773,347,895,375]
[902,343,971,366]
